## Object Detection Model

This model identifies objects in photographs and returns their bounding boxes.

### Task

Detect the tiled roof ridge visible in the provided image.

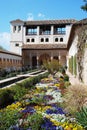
[22,44,67,49]
[25,19,77,22]
[10,19,77,24]
[0,49,21,56]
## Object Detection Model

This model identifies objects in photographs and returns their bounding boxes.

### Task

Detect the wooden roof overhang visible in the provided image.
[22,44,67,51]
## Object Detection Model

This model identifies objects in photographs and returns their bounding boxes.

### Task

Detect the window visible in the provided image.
[45,38,49,42]
[40,26,51,35]
[55,38,58,42]
[54,26,66,35]
[18,26,21,32]
[13,26,16,33]
[41,38,44,42]
[26,26,37,35]
[60,37,63,42]
[27,39,30,42]
[15,43,19,46]
[31,38,35,42]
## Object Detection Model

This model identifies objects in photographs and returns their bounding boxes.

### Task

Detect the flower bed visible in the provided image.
[0,74,85,130]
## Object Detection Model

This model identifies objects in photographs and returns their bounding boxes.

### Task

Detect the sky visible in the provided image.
[0,0,87,51]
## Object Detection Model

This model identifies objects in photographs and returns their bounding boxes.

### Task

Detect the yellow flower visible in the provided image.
[73,128,77,130]
[52,120,60,126]
[55,83,60,87]
[34,106,42,111]
[6,102,21,110]
[65,126,69,129]
[46,115,51,119]
[69,124,73,128]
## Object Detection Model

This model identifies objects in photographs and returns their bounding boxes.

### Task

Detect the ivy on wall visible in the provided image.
[73,55,77,76]
[69,55,77,76]
[69,56,73,74]
[76,24,87,81]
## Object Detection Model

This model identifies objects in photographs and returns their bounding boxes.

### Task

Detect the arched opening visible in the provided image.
[55,38,58,42]
[45,38,49,42]
[41,38,44,42]
[60,56,66,66]
[60,37,63,42]
[32,56,37,68]
[31,38,35,42]
[39,53,50,65]
[53,56,59,60]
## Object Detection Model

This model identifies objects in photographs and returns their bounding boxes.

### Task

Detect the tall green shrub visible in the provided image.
[69,56,73,74]
[43,59,61,75]
[73,55,77,76]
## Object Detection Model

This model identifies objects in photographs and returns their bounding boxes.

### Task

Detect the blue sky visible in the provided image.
[0,0,87,50]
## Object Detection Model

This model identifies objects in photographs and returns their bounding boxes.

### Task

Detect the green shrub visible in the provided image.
[0,71,49,107]
[16,72,48,89]
[64,74,69,81]
[76,107,87,129]
[69,56,73,74]
[0,89,14,108]
[29,94,46,105]
[0,109,20,129]
[10,85,27,101]
[43,59,61,75]
[73,55,77,76]
[26,113,43,130]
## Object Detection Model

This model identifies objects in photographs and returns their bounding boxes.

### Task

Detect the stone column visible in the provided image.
[51,25,54,43]
[37,26,39,35]
[23,26,26,43]
[30,53,32,69]
[51,51,53,60]
[58,52,61,60]
[37,26,40,43]
[51,25,54,35]
[37,55,39,68]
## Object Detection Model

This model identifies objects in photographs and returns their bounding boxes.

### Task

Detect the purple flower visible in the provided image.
[41,118,56,129]
[46,106,65,114]
[44,95,54,101]
[9,125,23,130]
[21,106,36,114]
[41,118,65,130]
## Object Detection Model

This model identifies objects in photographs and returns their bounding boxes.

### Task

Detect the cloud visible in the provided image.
[0,32,10,50]
[38,13,50,20]
[27,13,34,21]
[38,13,45,18]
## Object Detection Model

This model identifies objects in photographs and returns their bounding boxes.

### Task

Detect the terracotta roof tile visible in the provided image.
[22,44,67,50]
[0,49,21,57]
[24,19,77,25]
[10,19,23,23]
[10,19,77,25]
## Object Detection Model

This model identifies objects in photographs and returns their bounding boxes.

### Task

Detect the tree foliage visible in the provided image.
[43,59,61,75]
[81,0,87,11]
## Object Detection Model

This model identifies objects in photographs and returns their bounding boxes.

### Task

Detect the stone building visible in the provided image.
[68,18,87,84]
[10,19,76,68]
[0,50,22,71]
